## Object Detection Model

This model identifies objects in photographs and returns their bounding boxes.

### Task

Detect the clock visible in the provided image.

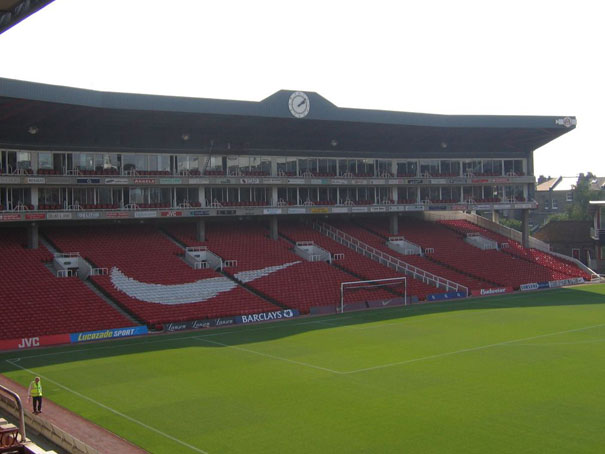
[288,91,310,118]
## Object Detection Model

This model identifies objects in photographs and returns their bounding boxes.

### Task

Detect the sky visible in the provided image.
[0,0,603,177]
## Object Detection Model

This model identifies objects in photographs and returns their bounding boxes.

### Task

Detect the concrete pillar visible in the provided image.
[526,153,535,201]
[522,209,530,248]
[269,216,278,240]
[391,186,398,204]
[389,213,398,235]
[195,219,206,242]
[199,187,206,207]
[271,157,277,177]
[272,187,278,206]
[27,223,39,249]
[30,187,38,209]
[491,210,499,224]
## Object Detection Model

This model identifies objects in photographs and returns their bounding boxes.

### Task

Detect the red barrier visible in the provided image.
[471,287,514,297]
[0,334,71,351]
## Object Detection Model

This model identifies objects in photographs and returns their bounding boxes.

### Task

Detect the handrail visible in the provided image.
[0,384,26,442]
[314,221,468,294]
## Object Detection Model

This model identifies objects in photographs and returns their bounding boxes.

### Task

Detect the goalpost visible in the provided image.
[339,277,407,313]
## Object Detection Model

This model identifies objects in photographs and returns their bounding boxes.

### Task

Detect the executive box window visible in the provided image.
[419,161,439,177]
[503,159,524,176]
[462,160,482,176]
[439,160,461,176]
[276,157,297,176]
[397,161,417,177]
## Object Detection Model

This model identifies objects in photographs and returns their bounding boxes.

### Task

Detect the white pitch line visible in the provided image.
[6,360,208,454]
[343,322,605,374]
[193,336,343,374]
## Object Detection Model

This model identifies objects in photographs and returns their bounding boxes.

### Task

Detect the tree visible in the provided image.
[565,173,605,220]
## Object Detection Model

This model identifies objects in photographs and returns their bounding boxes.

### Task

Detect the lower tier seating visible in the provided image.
[0,230,133,340]
[44,225,281,324]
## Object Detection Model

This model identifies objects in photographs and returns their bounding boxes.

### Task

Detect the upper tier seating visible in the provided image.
[45,225,279,324]
[0,230,133,340]
[438,220,591,281]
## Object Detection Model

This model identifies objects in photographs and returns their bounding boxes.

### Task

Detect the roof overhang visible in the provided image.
[0,77,577,158]
[0,0,54,34]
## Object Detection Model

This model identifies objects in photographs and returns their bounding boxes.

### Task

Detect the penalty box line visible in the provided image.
[192,336,344,374]
[343,322,605,375]
[5,360,209,454]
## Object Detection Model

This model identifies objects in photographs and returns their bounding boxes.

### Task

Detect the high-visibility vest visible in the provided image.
[30,381,42,397]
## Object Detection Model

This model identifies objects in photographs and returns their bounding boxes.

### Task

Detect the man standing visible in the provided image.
[27,376,43,414]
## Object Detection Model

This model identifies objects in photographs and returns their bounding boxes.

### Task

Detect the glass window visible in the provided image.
[419,161,439,176]
[123,154,146,172]
[38,152,53,170]
[38,188,61,205]
[440,160,460,176]
[462,160,481,175]
[376,160,392,177]
[17,152,32,170]
[397,161,417,177]
[360,159,375,176]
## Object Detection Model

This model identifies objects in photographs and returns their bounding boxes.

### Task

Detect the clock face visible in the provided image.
[288,91,310,118]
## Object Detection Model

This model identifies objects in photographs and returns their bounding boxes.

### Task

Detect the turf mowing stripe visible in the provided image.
[192,336,343,374]
[343,322,605,374]
[6,360,209,454]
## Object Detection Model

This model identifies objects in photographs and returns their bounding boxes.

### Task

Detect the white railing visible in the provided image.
[314,222,467,294]
[54,252,80,258]
[90,267,108,276]
[333,253,345,260]
[296,241,314,247]
[186,246,208,252]
[193,261,209,270]
[224,259,238,268]
[56,269,75,278]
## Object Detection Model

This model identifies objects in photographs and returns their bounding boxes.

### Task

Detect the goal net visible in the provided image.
[339,277,407,313]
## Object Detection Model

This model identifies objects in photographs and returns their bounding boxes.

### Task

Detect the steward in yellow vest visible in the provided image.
[27,377,43,414]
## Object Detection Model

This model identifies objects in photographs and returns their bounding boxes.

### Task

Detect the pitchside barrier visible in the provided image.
[520,277,584,291]
[0,325,148,352]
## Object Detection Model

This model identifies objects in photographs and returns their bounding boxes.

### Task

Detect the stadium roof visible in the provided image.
[0,0,54,34]
[0,77,577,158]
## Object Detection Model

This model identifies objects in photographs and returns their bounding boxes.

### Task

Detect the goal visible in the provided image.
[339,277,407,313]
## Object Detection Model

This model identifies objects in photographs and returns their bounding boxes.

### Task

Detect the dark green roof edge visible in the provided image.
[0,76,576,131]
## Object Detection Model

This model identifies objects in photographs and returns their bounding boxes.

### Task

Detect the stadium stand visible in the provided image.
[0,230,133,340]
[44,225,281,324]
[277,221,442,300]
[360,218,586,289]
[331,219,493,291]
[438,219,591,280]
[164,221,418,312]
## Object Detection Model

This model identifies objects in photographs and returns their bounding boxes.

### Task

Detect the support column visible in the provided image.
[272,187,278,206]
[199,187,206,207]
[195,219,206,242]
[269,216,278,240]
[522,209,530,248]
[491,210,499,224]
[389,213,398,235]
[31,187,38,209]
[27,223,39,249]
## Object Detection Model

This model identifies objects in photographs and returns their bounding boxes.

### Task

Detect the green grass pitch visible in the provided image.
[2,284,605,454]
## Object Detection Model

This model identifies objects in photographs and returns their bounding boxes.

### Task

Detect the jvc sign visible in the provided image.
[18,337,39,348]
